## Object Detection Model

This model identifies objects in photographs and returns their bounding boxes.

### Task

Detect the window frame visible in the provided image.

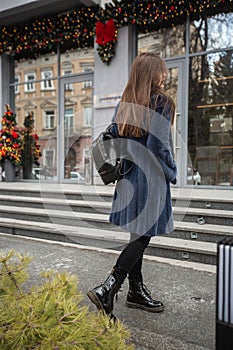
[44,110,55,130]
[41,69,54,90]
[24,72,36,92]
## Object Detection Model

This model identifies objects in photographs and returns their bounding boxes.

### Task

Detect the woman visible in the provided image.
[87,52,177,318]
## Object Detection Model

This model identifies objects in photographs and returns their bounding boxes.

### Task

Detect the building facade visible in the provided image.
[0,0,232,188]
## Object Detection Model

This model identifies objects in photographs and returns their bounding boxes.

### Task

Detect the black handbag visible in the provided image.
[91,123,133,185]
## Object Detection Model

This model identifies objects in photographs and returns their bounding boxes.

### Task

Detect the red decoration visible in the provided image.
[170,5,175,11]
[96,19,116,46]
[33,134,39,142]
[11,131,18,139]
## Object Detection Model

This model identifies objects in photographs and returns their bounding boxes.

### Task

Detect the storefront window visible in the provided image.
[63,80,92,181]
[190,13,233,53]
[14,79,58,180]
[188,51,233,186]
[12,46,94,181]
[138,24,186,57]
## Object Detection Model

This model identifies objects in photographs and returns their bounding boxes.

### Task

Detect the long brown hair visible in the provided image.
[116,52,175,137]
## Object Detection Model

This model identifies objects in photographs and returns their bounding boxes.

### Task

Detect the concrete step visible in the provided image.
[0,194,111,214]
[0,195,232,226]
[0,185,232,210]
[0,184,231,265]
[0,186,114,202]
[0,217,217,265]
[0,204,109,228]
[0,204,232,242]
[173,206,233,226]
[173,220,233,243]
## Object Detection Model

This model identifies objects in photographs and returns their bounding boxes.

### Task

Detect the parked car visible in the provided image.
[70,171,85,183]
[32,167,55,180]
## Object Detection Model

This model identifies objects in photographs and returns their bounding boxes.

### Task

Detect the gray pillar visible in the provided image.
[93,25,137,184]
[0,54,13,115]
[0,53,13,181]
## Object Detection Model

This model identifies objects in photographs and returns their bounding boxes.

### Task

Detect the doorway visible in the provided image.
[58,72,94,183]
[166,59,187,187]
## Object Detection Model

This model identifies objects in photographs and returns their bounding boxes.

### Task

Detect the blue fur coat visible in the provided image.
[109,95,177,237]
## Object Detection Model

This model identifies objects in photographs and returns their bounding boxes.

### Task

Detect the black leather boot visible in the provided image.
[87,274,122,315]
[126,280,164,312]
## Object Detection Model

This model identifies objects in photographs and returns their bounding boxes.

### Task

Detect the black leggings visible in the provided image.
[113,233,151,284]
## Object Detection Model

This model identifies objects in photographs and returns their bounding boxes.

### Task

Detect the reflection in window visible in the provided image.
[82,64,93,88]
[138,24,185,58]
[65,108,74,132]
[14,75,20,94]
[25,72,36,92]
[44,149,54,167]
[44,110,55,129]
[65,81,73,91]
[62,62,73,90]
[41,70,54,90]
[83,106,92,126]
[190,13,233,53]
[188,51,233,185]
[12,48,93,182]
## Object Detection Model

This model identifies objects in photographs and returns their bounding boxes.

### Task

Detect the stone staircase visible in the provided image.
[0,183,232,266]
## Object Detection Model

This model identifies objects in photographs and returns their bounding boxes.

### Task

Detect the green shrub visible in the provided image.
[0,250,134,350]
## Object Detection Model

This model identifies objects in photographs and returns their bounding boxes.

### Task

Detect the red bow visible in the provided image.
[96,19,116,46]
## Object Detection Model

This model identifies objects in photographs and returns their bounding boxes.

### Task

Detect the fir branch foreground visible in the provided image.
[0,250,133,350]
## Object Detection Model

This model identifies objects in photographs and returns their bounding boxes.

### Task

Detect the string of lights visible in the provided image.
[0,0,232,64]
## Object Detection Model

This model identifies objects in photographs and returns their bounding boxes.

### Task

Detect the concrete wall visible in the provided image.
[0,54,12,115]
[0,0,98,25]
[93,26,135,136]
[92,25,137,183]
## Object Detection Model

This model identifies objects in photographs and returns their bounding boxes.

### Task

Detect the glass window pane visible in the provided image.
[60,48,94,75]
[65,108,74,131]
[83,107,92,126]
[15,81,58,180]
[41,70,54,90]
[15,52,58,84]
[63,80,93,183]
[14,75,20,94]
[188,51,233,186]
[44,111,55,129]
[138,24,186,58]
[190,13,233,53]
[24,73,36,92]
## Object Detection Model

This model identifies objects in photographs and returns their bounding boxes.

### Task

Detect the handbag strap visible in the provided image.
[118,157,134,176]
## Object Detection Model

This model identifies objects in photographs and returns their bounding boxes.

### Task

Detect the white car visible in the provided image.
[32,167,55,180]
[70,171,85,183]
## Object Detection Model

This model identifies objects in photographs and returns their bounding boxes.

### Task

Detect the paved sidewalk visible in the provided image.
[0,233,216,350]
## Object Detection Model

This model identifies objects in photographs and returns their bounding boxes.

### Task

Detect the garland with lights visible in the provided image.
[95,19,117,65]
[0,0,232,64]
[0,7,98,60]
